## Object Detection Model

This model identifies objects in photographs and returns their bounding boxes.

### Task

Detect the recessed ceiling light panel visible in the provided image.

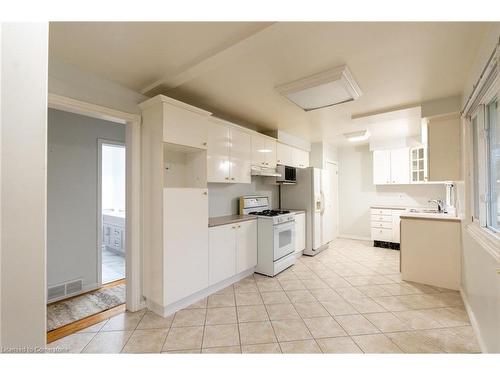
[344,130,370,142]
[276,65,362,111]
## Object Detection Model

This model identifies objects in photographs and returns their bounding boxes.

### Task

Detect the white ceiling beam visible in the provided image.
[140,22,279,95]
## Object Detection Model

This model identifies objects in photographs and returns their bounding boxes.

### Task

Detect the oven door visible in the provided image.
[273,220,295,261]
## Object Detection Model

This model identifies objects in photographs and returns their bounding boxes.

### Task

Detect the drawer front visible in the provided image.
[371,221,392,229]
[371,214,392,223]
[371,227,392,241]
[371,208,392,216]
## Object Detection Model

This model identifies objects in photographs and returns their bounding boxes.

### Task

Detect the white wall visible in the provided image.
[459,24,500,353]
[338,144,446,239]
[47,109,125,293]
[208,179,279,217]
[1,23,48,349]
[102,144,126,213]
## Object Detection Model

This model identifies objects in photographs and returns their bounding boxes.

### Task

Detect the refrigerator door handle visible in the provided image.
[319,191,325,215]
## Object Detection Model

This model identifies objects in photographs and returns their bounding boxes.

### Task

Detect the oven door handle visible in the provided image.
[273,221,295,231]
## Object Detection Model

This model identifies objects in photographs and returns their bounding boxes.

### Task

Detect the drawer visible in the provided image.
[371,227,392,242]
[371,208,392,216]
[371,221,392,229]
[371,214,392,222]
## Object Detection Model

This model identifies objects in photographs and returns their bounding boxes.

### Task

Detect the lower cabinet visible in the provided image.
[294,212,306,254]
[209,220,257,286]
[370,208,404,243]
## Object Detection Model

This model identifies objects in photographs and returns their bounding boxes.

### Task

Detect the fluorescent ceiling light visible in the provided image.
[276,65,362,111]
[344,130,370,142]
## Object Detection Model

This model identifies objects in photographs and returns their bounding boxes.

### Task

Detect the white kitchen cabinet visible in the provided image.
[294,212,306,254]
[236,220,257,273]
[277,142,294,166]
[163,104,211,149]
[208,224,236,285]
[208,220,257,286]
[370,207,404,244]
[164,188,209,305]
[373,150,391,185]
[372,148,410,185]
[390,148,410,184]
[293,148,310,168]
[252,134,277,168]
[207,119,251,184]
[229,127,252,183]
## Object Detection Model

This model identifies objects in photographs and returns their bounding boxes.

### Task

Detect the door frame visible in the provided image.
[48,93,143,312]
[97,139,126,287]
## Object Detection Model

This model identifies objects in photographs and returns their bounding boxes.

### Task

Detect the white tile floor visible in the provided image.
[49,239,480,353]
[102,247,125,284]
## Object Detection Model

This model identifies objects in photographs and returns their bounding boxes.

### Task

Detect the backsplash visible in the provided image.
[208,178,279,217]
[373,184,447,208]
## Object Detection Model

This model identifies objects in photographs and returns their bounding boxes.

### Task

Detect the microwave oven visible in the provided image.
[276,165,297,184]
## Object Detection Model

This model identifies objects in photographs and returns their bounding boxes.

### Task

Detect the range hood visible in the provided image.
[251,165,282,177]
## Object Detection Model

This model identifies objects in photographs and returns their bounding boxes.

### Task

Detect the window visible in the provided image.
[487,99,499,231]
[471,116,480,219]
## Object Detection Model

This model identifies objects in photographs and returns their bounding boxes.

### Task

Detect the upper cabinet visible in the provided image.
[410,146,428,182]
[140,95,212,150]
[373,148,410,185]
[252,134,277,168]
[277,142,310,168]
[427,113,460,181]
[207,119,251,184]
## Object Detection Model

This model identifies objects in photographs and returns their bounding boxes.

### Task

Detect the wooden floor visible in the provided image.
[47,279,126,343]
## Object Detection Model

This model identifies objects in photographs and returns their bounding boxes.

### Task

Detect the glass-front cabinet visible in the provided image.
[410,146,428,182]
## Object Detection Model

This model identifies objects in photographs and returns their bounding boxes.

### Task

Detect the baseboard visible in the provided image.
[338,235,372,241]
[146,268,256,318]
[459,287,487,353]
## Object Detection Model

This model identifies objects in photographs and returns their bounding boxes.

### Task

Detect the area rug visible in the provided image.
[47,284,126,331]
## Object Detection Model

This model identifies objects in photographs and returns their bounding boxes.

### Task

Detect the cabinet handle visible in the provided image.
[202,142,207,146]
[225,177,229,180]
[231,177,235,180]
[203,191,207,195]
[237,225,241,228]
[232,226,236,229]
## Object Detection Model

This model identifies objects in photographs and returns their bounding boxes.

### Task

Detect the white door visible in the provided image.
[207,121,230,183]
[373,150,391,184]
[325,162,338,240]
[163,188,209,305]
[209,224,236,285]
[235,220,257,273]
[229,128,252,183]
[390,148,410,184]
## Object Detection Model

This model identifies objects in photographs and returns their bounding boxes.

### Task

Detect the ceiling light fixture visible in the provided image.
[344,130,370,142]
[276,65,362,111]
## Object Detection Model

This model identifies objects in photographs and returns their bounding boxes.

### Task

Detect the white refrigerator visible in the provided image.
[281,167,333,256]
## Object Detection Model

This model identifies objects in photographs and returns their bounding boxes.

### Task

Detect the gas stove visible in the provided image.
[239,195,296,276]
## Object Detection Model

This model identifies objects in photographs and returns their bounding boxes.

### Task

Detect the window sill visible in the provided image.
[465,221,500,262]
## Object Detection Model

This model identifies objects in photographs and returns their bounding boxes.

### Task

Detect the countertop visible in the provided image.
[208,215,257,228]
[400,212,461,221]
[370,204,418,210]
[285,209,306,214]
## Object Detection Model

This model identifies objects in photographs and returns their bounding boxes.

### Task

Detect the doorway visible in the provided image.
[98,140,126,285]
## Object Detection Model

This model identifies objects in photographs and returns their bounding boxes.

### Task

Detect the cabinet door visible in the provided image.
[209,224,236,285]
[235,220,257,273]
[390,148,410,184]
[277,143,293,166]
[229,128,252,183]
[265,138,277,168]
[251,134,268,167]
[163,105,209,149]
[164,188,209,305]
[207,121,230,183]
[392,210,402,243]
[373,150,391,185]
[293,148,309,168]
[294,213,306,253]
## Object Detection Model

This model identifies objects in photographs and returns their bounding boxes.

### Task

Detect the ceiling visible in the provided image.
[49,22,492,144]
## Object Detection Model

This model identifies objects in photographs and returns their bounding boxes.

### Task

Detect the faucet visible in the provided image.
[428,199,445,213]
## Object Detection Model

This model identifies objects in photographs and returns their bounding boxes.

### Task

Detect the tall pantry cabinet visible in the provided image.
[140,95,211,315]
